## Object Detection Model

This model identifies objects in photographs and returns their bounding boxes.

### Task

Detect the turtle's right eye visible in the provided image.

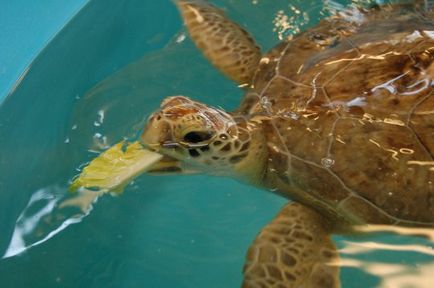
[183,131,213,144]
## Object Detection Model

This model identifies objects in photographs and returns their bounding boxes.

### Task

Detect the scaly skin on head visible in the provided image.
[141,96,267,183]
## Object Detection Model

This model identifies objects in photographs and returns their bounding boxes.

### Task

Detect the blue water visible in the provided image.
[0,0,433,287]
[0,0,89,101]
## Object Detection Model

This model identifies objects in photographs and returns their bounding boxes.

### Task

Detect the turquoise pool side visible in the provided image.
[0,0,89,101]
[0,0,180,257]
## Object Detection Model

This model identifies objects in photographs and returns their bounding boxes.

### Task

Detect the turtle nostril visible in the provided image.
[148,113,162,122]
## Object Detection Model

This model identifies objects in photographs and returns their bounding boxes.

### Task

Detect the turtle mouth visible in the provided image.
[138,141,186,173]
[146,153,184,174]
[142,142,205,174]
[142,142,160,150]
[140,138,185,161]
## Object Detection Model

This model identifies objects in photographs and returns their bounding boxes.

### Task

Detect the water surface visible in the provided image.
[0,0,433,287]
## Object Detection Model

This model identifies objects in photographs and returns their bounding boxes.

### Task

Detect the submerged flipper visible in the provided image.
[243,203,340,288]
[176,0,261,86]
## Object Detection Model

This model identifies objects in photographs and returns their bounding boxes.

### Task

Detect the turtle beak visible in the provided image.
[141,118,185,174]
[144,150,199,175]
[141,112,176,170]
[146,155,184,174]
[141,112,200,175]
[141,112,173,150]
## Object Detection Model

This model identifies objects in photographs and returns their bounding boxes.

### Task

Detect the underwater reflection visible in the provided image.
[340,235,434,288]
[355,224,434,241]
[2,186,102,259]
[2,1,434,287]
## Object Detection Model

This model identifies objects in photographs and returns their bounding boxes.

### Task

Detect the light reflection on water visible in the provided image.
[2,186,101,259]
[4,183,434,287]
[339,238,434,287]
[1,0,434,287]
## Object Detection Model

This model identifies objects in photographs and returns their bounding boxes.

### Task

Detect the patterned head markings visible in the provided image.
[142,96,253,171]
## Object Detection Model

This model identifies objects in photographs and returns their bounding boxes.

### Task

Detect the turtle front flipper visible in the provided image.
[176,0,261,86]
[243,203,340,288]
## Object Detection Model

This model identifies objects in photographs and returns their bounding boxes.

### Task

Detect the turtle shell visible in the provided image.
[240,5,434,226]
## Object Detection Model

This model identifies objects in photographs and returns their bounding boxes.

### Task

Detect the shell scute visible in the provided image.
[248,6,434,225]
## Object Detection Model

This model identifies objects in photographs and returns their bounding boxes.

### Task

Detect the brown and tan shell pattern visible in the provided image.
[240,5,434,227]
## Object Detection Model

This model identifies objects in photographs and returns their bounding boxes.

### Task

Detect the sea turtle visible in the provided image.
[74,0,434,287]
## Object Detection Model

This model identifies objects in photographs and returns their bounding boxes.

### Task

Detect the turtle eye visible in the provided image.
[183,131,213,144]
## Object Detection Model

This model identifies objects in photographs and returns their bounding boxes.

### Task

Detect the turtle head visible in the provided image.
[141,96,266,180]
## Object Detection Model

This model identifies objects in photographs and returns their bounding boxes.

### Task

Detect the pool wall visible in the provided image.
[0,0,89,101]
[0,0,180,255]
